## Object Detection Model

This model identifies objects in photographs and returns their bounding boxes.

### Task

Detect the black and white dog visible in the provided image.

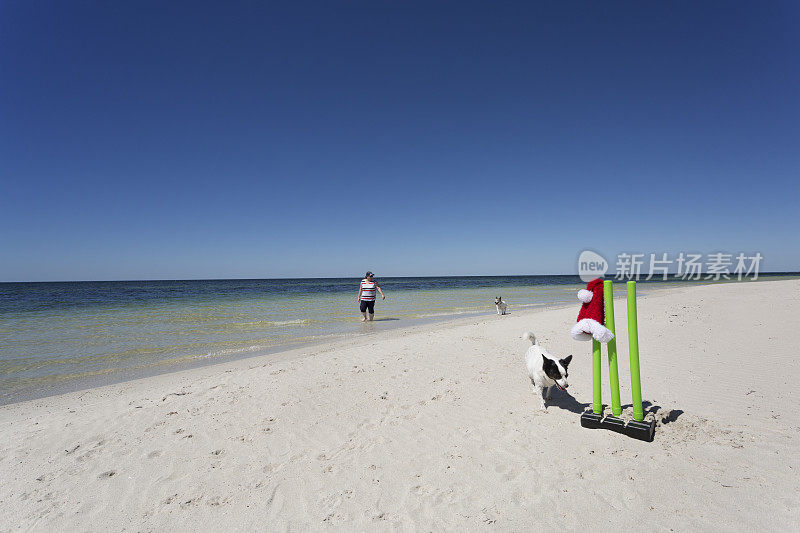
[494,296,508,315]
[522,331,572,411]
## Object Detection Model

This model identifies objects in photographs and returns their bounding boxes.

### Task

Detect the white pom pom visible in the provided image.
[577,289,593,303]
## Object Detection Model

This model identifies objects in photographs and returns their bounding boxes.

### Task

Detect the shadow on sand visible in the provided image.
[590,400,686,423]
[546,390,590,414]
[549,396,685,423]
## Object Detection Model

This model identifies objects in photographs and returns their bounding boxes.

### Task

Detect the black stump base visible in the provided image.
[580,412,656,442]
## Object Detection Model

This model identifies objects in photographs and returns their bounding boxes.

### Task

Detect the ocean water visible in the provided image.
[1,274,796,404]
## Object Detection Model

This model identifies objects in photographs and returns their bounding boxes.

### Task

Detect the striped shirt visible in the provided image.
[360,279,377,301]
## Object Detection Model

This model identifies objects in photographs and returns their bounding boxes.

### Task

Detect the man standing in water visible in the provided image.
[357,271,385,321]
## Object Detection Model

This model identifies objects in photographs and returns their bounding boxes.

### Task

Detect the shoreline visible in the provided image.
[0,277,780,407]
[2,301,565,408]
[1,280,703,407]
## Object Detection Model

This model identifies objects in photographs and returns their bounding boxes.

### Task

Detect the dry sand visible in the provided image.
[1,280,799,531]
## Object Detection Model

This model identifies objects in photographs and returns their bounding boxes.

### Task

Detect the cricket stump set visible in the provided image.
[579,280,657,442]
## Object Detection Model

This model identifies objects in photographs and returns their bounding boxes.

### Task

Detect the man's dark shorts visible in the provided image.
[359,300,375,313]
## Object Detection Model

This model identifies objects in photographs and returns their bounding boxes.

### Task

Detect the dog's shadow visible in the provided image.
[546,390,590,414]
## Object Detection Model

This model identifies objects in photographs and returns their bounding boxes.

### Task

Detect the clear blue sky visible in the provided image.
[1,1,798,281]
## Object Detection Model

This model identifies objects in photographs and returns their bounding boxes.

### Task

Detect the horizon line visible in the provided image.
[2,271,799,284]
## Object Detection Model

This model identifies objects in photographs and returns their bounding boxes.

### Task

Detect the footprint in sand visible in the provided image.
[180,496,204,509]
[65,444,80,455]
[76,448,102,463]
[207,496,227,506]
[161,391,189,402]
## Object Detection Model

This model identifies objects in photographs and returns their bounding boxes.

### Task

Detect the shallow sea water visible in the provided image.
[1,274,794,403]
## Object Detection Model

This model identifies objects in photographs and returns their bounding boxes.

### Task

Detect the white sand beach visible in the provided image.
[1,280,798,531]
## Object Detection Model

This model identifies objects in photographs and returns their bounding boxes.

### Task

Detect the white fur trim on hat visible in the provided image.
[577,289,593,303]
[571,318,614,343]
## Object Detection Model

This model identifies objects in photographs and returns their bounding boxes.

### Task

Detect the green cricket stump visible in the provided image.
[592,339,602,415]
[627,280,645,422]
[604,280,622,417]
[580,280,656,442]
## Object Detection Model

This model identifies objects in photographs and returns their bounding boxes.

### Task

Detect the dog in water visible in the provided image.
[494,296,508,315]
[522,331,572,411]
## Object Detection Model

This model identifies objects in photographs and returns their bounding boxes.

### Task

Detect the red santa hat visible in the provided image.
[570,278,614,343]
